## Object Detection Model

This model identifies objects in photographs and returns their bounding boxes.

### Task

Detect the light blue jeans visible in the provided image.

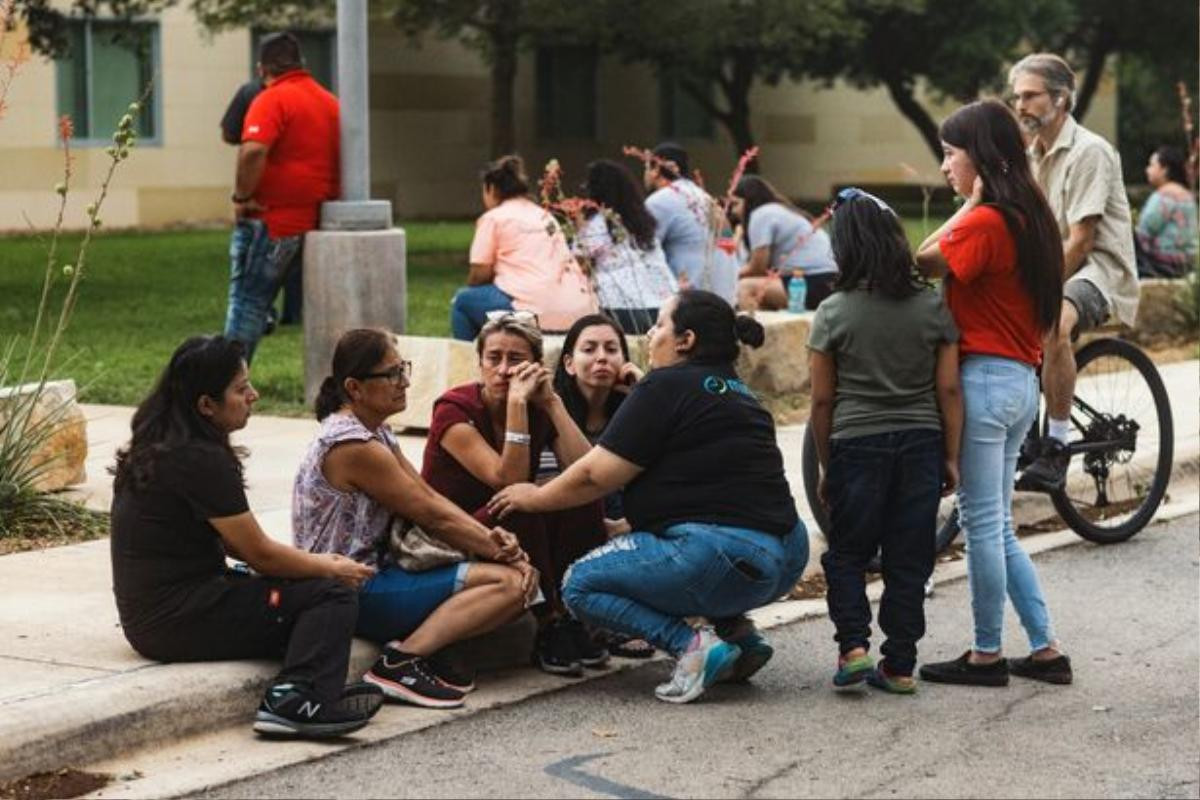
[449,283,514,341]
[959,356,1055,653]
[561,521,809,655]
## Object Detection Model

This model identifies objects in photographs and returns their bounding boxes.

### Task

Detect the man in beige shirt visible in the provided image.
[1007,53,1138,492]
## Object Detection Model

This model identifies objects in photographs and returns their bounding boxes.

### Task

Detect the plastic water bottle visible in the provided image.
[787,269,807,313]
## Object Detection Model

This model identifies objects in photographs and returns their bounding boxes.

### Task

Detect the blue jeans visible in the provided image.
[561,521,809,655]
[959,356,1055,653]
[355,562,469,644]
[450,283,514,341]
[224,219,302,362]
[821,428,942,676]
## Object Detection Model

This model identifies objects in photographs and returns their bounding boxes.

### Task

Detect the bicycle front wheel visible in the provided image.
[1050,338,1174,543]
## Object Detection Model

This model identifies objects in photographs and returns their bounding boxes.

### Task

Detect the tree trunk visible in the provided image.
[680,55,758,163]
[489,43,517,157]
[1073,27,1116,123]
[883,75,942,166]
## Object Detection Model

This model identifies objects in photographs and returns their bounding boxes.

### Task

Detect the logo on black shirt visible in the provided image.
[702,375,755,398]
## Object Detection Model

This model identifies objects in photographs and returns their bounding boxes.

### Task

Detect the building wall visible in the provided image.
[0,9,1119,230]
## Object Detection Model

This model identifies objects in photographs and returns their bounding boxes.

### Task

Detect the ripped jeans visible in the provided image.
[561,521,809,655]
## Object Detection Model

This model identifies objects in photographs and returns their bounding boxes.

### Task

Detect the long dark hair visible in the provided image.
[832,195,926,300]
[585,159,657,250]
[314,328,395,421]
[111,336,247,491]
[1154,145,1189,186]
[552,313,631,432]
[670,290,765,364]
[939,100,1063,333]
[733,175,806,248]
[480,154,529,201]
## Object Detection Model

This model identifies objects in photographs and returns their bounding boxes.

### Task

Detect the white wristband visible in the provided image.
[504,431,532,446]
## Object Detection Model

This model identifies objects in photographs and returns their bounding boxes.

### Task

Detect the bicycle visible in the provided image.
[801,333,1175,553]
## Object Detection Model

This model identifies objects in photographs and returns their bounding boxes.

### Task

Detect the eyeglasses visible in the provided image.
[359,360,412,385]
[1005,90,1049,107]
[831,186,895,215]
[484,309,539,326]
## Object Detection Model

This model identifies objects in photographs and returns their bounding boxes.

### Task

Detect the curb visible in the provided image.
[78,492,1200,800]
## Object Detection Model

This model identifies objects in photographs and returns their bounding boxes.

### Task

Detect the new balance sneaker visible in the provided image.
[832,651,875,692]
[563,619,610,669]
[425,650,477,694]
[532,620,584,677]
[253,682,379,739]
[364,649,466,708]
[1015,438,1070,492]
[654,628,741,704]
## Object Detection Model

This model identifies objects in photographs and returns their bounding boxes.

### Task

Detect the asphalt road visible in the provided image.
[200,513,1200,800]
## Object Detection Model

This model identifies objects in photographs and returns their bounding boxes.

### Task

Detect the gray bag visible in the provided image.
[387,517,465,572]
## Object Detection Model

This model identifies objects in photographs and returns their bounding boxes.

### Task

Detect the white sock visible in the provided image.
[1047,418,1070,444]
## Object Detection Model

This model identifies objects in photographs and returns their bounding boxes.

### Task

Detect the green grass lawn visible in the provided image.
[1,218,936,416]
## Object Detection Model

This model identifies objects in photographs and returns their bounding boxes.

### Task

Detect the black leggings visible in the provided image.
[123,573,358,703]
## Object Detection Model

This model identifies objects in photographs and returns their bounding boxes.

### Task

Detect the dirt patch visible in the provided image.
[0,506,108,556]
[0,769,109,800]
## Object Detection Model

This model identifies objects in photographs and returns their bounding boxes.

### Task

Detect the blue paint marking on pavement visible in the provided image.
[544,752,674,800]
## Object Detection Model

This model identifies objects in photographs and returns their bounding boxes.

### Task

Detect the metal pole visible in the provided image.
[337,0,369,202]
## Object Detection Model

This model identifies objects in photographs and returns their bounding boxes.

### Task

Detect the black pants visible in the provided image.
[780,272,836,310]
[821,429,941,675]
[123,573,358,703]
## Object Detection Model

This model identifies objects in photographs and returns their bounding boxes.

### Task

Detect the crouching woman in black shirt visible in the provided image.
[489,290,809,704]
[110,335,383,739]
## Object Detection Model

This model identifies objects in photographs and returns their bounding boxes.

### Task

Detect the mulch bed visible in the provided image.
[0,770,110,800]
[0,508,108,556]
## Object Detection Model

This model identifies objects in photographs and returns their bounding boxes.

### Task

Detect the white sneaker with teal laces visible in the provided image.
[654,628,742,704]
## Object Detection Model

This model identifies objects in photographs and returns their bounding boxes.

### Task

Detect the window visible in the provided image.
[659,75,713,140]
[55,20,158,143]
[250,29,337,91]
[536,47,597,140]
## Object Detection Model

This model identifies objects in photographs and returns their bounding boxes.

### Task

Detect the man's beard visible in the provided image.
[1019,109,1057,134]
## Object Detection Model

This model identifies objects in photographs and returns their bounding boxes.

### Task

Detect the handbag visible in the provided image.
[386,516,466,572]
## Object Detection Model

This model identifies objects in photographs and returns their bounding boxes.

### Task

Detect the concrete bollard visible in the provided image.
[303,227,408,405]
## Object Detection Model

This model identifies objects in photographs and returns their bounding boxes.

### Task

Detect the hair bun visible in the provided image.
[734,315,765,349]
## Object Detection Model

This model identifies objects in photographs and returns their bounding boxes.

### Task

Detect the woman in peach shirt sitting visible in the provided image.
[450,155,598,341]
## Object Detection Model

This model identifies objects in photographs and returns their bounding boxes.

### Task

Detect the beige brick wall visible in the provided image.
[0,10,1120,229]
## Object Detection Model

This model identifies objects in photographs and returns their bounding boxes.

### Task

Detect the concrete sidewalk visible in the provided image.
[1,360,1196,784]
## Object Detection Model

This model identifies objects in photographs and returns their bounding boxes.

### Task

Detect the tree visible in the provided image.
[392,0,588,157]
[804,0,1069,164]
[595,0,850,159]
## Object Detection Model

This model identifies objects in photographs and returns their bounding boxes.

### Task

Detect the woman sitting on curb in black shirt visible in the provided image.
[489,290,810,705]
[109,335,383,739]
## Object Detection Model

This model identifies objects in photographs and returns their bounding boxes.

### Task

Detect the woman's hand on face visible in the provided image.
[506,362,543,403]
[325,553,375,589]
[613,363,644,394]
[487,482,539,519]
[528,365,556,406]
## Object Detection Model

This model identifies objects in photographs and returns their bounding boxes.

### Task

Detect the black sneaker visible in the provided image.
[919,651,1009,687]
[1015,438,1070,492]
[253,682,378,738]
[1009,653,1073,685]
[364,649,466,708]
[532,621,584,677]
[425,650,477,694]
[563,619,610,668]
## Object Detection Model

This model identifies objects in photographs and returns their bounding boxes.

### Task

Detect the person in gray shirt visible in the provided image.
[642,142,738,305]
[732,175,837,311]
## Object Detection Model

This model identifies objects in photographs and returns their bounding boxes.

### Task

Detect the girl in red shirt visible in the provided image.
[915,99,1073,687]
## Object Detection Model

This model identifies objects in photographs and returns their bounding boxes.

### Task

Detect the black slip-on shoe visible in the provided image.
[919,651,1009,687]
[1009,653,1073,685]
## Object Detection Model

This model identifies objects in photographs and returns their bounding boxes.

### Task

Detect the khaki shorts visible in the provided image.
[1064,277,1109,337]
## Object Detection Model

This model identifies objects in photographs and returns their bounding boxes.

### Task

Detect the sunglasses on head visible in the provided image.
[485,309,539,326]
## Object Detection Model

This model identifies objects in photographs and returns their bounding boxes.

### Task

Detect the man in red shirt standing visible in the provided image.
[225,33,340,362]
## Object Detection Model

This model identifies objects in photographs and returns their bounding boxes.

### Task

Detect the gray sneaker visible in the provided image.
[654,628,741,704]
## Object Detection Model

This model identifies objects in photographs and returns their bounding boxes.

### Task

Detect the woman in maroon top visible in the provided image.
[421,312,608,676]
[914,99,1072,687]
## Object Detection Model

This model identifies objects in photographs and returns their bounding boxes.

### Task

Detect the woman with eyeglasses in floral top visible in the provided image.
[293,328,538,711]
[421,312,610,677]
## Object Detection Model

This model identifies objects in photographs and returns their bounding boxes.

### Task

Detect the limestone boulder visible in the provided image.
[0,380,87,492]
